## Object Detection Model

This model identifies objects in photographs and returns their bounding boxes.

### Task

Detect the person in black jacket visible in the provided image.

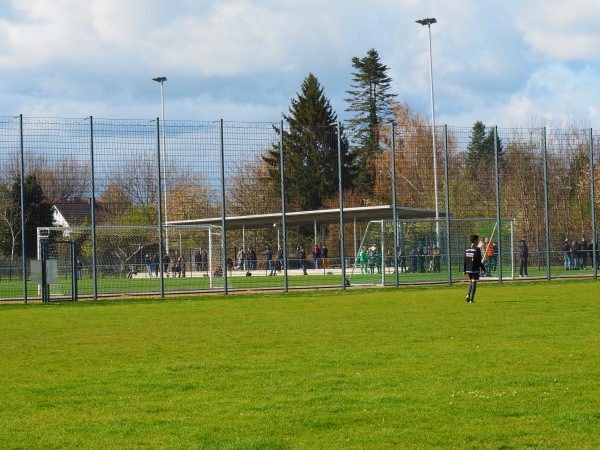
[519,235,529,277]
[561,238,571,270]
[464,234,486,303]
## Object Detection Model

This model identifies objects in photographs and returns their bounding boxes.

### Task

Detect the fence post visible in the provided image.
[590,128,597,279]
[390,122,399,287]
[336,121,346,290]
[280,120,289,292]
[219,119,228,295]
[494,126,502,282]
[89,117,98,300]
[443,125,452,285]
[19,114,27,304]
[156,118,165,297]
[542,127,551,280]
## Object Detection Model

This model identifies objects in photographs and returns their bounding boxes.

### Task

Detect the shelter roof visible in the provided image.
[169,205,447,230]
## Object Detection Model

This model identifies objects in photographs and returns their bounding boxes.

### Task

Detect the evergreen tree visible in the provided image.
[466,121,503,179]
[4,175,54,258]
[264,73,356,211]
[345,48,397,193]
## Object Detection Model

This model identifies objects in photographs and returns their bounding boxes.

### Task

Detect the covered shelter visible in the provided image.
[169,205,447,230]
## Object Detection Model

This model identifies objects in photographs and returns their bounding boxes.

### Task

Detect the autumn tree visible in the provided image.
[228,156,276,216]
[168,174,217,221]
[29,155,90,203]
[387,101,444,211]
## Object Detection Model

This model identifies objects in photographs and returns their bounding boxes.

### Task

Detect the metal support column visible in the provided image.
[19,115,27,304]
[89,117,98,299]
[156,118,165,297]
[279,120,289,292]
[589,128,597,279]
[542,128,551,280]
[219,119,228,295]
[390,122,399,287]
[494,126,503,282]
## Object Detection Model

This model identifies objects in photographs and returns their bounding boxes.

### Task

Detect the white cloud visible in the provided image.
[513,0,600,60]
[1,0,600,128]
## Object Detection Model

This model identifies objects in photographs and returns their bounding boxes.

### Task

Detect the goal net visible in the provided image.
[36,224,223,295]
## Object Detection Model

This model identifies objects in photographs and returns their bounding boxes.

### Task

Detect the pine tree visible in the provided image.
[264,73,356,211]
[345,48,397,193]
[9,174,54,258]
[466,121,504,179]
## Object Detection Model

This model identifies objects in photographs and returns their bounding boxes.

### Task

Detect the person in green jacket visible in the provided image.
[358,247,367,274]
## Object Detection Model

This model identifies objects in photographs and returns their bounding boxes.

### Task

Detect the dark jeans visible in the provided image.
[520,257,528,276]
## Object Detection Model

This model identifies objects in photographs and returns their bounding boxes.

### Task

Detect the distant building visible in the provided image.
[52,201,97,227]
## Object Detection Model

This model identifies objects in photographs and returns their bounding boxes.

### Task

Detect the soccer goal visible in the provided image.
[348,217,515,285]
[37,224,223,296]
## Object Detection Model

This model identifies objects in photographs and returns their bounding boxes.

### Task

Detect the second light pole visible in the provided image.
[153,76,170,255]
[416,17,440,246]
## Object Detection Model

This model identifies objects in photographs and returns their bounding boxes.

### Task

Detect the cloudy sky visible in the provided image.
[1,0,600,128]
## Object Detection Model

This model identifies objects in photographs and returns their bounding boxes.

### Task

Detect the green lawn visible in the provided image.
[1,280,599,448]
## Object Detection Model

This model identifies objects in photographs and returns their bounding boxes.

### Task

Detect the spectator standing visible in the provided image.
[271,245,283,276]
[397,247,407,273]
[409,248,417,273]
[385,250,393,270]
[152,253,159,277]
[163,253,170,277]
[179,254,186,277]
[236,247,245,271]
[426,245,433,272]
[580,236,588,270]
[312,244,321,270]
[195,250,202,272]
[201,250,208,272]
[300,247,307,275]
[247,247,256,271]
[484,238,494,276]
[571,240,580,270]
[432,245,441,273]
[417,247,425,273]
[321,245,329,269]
[489,242,498,274]
[146,254,153,277]
[519,235,529,277]
[561,238,571,270]
[265,244,273,274]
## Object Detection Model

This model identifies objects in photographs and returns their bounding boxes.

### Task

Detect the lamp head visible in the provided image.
[152,76,167,83]
[416,18,437,26]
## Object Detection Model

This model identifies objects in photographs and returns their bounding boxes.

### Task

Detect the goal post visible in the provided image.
[36,224,223,295]
[347,217,514,286]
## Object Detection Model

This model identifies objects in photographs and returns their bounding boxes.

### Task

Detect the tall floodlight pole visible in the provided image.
[153,76,170,255]
[416,17,440,246]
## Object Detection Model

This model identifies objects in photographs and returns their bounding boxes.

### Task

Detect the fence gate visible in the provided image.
[39,239,78,302]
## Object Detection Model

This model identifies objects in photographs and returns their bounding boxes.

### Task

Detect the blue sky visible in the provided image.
[1,0,600,128]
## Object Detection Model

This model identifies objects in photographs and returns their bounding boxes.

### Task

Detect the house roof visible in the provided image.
[53,202,93,227]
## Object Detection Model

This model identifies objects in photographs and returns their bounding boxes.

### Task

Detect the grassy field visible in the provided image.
[1,279,599,448]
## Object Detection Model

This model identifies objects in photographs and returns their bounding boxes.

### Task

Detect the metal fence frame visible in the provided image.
[0,116,597,303]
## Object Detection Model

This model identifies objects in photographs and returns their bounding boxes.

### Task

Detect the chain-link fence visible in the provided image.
[0,116,597,302]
